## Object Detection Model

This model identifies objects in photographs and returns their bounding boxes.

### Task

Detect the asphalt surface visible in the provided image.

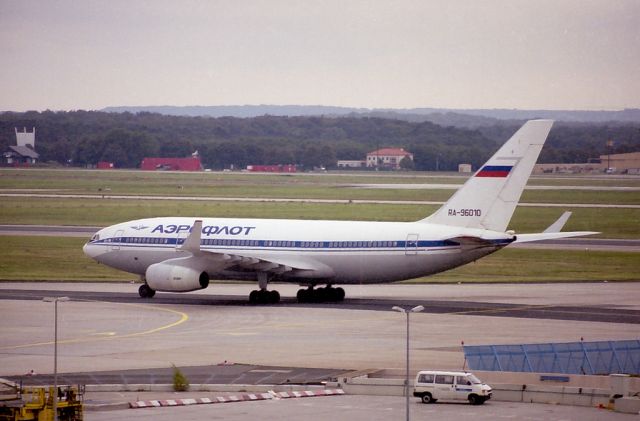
[2,287,639,324]
[2,282,638,378]
[6,363,344,388]
[84,396,637,421]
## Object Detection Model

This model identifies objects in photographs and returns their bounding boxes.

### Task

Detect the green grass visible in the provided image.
[0,236,636,283]
[1,197,638,238]
[2,168,639,204]
[422,248,640,283]
[0,198,428,225]
[0,236,126,281]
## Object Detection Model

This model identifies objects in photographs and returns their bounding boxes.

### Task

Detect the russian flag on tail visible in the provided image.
[476,165,513,178]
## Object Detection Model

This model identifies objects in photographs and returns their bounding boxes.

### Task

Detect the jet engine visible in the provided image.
[146,262,210,292]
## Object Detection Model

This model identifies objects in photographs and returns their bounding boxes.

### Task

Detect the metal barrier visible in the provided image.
[463,339,640,375]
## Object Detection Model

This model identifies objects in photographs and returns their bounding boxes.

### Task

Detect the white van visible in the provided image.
[413,370,492,405]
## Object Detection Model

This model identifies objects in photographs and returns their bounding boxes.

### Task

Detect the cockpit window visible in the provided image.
[91,234,100,241]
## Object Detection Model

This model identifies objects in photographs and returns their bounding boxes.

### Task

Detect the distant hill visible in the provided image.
[102,105,640,126]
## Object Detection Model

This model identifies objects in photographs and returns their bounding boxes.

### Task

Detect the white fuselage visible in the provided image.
[83,216,513,285]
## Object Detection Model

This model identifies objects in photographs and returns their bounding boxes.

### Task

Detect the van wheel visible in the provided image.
[421,393,433,404]
[468,394,482,405]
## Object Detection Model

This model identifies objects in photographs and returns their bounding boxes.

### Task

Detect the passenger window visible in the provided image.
[435,375,454,384]
[456,376,471,386]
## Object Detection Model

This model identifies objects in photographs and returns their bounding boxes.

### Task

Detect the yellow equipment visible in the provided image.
[0,382,83,421]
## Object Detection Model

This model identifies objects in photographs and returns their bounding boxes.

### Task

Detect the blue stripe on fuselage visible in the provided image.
[88,237,513,250]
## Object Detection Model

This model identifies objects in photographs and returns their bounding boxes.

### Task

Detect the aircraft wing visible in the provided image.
[180,220,334,278]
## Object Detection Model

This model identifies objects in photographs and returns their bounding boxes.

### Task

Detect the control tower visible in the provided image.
[15,127,36,148]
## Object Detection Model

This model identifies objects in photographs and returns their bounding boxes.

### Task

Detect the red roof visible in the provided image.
[367,148,412,156]
[140,157,202,171]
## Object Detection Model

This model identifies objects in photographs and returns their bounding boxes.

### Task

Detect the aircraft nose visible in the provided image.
[83,231,104,260]
[83,241,97,259]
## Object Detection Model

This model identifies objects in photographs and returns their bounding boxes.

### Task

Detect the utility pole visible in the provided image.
[43,296,69,421]
[607,139,613,173]
[392,305,425,421]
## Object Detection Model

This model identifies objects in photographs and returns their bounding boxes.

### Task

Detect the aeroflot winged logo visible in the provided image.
[130,224,149,231]
[475,165,513,178]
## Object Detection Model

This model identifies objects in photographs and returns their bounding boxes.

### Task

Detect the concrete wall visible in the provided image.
[329,371,640,413]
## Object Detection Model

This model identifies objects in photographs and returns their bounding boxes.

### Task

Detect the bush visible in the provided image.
[172,364,189,392]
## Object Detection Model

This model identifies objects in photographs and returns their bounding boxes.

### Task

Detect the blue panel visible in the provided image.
[464,340,640,375]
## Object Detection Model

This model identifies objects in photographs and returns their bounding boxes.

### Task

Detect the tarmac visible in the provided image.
[1,281,639,419]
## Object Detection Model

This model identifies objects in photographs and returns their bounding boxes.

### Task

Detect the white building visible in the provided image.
[366,148,413,170]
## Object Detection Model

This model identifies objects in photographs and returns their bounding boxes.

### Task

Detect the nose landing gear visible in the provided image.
[249,272,281,304]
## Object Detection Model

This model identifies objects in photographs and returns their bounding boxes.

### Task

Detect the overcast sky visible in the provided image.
[1,0,639,111]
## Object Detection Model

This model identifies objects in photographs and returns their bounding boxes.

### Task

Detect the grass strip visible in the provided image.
[1,198,638,238]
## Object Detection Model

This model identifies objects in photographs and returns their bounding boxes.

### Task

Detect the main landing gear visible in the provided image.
[249,272,280,304]
[249,289,280,304]
[139,283,156,298]
[296,285,345,303]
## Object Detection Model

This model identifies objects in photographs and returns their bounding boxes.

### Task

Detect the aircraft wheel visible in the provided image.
[269,290,280,304]
[315,287,327,302]
[138,284,155,298]
[296,289,307,303]
[335,287,345,302]
[249,290,259,304]
[297,288,315,303]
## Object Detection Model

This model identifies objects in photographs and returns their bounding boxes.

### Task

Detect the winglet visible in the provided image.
[543,211,572,233]
[180,220,203,253]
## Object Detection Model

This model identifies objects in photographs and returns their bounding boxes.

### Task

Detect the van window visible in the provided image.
[456,376,472,386]
[468,374,482,384]
[418,374,434,383]
[435,375,454,384]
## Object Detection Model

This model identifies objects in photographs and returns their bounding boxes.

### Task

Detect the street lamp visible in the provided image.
[392,305,424,421]
[43,296,69,421]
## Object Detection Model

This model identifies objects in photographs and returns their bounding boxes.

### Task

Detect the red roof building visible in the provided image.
[140,157,202,171]
[366,148,413,169]
[97,161,114,169]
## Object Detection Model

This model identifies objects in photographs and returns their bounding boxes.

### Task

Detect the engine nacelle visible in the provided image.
[146,262,210,292]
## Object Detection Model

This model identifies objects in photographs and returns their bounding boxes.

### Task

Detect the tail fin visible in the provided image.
[421,119,554,232]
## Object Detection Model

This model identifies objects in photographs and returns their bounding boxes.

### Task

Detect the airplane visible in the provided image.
[83,120,597,304]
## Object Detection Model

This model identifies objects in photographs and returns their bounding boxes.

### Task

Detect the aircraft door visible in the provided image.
[111,230,124,251]
[405,233,419,255]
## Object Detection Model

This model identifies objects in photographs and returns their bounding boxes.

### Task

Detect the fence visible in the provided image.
[463,339,640,375]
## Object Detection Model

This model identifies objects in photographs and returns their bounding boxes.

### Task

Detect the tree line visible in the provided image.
[1,110,639,170]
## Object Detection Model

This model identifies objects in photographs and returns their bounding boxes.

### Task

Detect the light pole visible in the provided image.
[392,305,424,421]
[43,296,69,421]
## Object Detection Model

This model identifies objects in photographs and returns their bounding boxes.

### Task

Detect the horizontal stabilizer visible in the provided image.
[514,211,598,243]
[514,231,599,244]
